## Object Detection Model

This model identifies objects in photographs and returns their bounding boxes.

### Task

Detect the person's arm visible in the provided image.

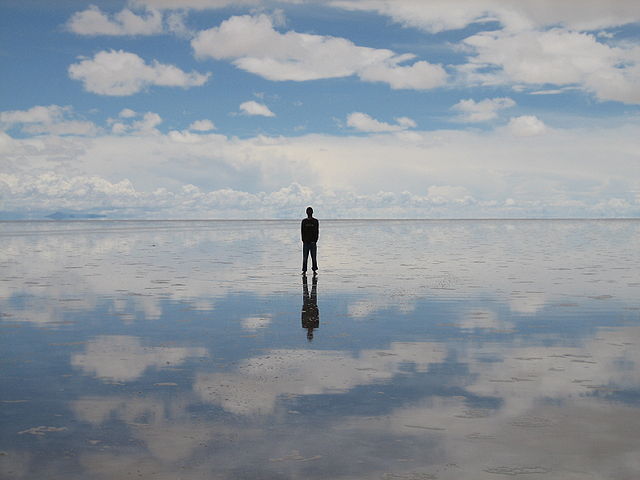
[301,220,304,242]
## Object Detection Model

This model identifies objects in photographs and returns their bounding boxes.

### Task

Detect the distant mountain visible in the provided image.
[46,211,107,220]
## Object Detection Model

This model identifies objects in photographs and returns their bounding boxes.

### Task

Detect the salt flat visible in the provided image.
[1,219,639,479]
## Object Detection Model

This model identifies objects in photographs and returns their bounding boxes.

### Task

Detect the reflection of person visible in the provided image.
[301,206,319,275]
[301,274,319,341]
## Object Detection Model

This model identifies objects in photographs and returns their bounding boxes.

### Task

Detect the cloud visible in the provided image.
[329,0,640,33]
[191,14,446,89]
[241,315,272,331]
[2,117,640,218]
[67,5,163,36]
[347,112,416,132]
[71,335,207,382]
[195,343,446,415]
[109,110,163,135]
[460,28,640,104]
[507,115,547,136]
[165,10,193,38]
[188,119,216,131]
[327,1,640,103]
[239,100,275,117]
[0,105,98,136]
[426,185,474,205]
[358,58,448,90]
[68,50,210,96]
[119,108,137,118]
[132,0,260,10]
[452,97,515,122]
[132,112,163,134]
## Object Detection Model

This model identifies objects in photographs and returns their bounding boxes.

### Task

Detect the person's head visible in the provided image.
[306,206,313,217]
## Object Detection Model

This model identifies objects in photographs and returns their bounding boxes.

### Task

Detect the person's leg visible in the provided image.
[310,242,318,271]
[302,242,310,272]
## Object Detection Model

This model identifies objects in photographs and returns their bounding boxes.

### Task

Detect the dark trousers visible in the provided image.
[302,242,318,272]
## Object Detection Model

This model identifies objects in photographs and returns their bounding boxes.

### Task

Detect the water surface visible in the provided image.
[1,220,639,479]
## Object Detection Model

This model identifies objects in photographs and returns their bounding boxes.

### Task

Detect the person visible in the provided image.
[301,274,319,341]
[301,206,319,275]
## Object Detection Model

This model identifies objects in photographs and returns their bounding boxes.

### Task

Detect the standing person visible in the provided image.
[301,274,319,341]
[301,206,319,275]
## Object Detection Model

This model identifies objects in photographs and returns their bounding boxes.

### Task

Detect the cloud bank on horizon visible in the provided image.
[1,0,639,219]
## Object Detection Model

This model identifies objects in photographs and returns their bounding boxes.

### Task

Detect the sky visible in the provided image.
[1,0,639,219]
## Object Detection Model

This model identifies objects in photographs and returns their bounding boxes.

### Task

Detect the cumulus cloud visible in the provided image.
[347,112,416,132]
[2,117,640,218]
[132,112,163,134]
[239,100,275,117]
[329,0,640,33]
[109,110,163,135]
[191,13,446,89]
[165,10,193,38]
[241,315,272,331]
[426,185,474,205]
[452,97,515,122]
[71,335,207,382]
[67,5,163,36]
[119,108,137,118]
[327,1,640,103]
[460,28,640,104]
[196,343,446,415]
[68,50,210,96]
[189,119,216,131]
[358,57,448,90]
[0,105,98,136]
[507,115,547,136]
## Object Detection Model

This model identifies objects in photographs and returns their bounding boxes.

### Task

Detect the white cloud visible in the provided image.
[191,14,446,90]
[241,315,272,331]
[71,335,207,382]
[111,122,128,134]
[108,110,163,135]
[327,1,640,103]
[165,10,193,38]
[119,108,137,118]
[347,112,416,132]
[329,0,640,33]
[195,343,446,415]
[0,105,61,124]
[68,50,210,96]
[0,105,98,136]
[358,58,447,90]
[2,118,640,218]
[132,0,259,10]
[452,97,515,122]
[239,100,275,117]
[132,112,163,134]
[67,5,163,36]
[461,28,640,104]
[426,185,474,205]
[507,115,547,136]
[188,119,216,131]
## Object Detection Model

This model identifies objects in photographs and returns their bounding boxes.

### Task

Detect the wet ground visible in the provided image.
[1,219,639,479]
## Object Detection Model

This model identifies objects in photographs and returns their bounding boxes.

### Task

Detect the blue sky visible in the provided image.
[1,0,639,219]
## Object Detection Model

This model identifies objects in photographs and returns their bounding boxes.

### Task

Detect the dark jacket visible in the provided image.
[301,217,319,243]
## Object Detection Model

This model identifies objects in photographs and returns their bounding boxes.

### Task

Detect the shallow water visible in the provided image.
[1,219,639,479]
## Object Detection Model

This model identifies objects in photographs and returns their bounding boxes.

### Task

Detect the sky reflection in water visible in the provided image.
[1,220,639,479]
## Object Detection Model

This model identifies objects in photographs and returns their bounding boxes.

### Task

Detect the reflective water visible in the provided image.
[1,220,639,479]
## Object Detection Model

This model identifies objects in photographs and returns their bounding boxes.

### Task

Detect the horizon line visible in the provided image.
[2,217,640,222]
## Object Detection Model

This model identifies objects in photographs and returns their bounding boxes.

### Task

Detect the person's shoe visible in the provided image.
[301,271,307,275]
[312,270,318,276]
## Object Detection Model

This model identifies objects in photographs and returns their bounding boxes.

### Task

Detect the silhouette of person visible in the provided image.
[301,206,319,274]
[301,274,319,341]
